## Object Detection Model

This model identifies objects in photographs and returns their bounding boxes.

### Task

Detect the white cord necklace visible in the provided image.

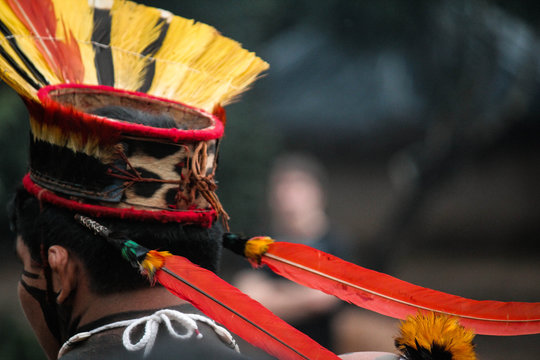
[57,309,239,359]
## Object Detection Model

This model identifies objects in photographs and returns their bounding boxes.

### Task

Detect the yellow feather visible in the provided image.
[395,312,477,360]
[224,54,269,104]
[110,0,163,91]
[142,250,172,280]
[175,36,269,111]
[53,0,97,85]
[149,16,218,101]
[245,237,275,264]
[15,35,61,84]
[0,1,26,35]
[30,116,111,160]
[0,0,59,92]
[0,36,37,99]
[150,14,269,111]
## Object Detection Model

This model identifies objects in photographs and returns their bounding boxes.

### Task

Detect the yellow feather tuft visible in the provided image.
[0,37,36,98]
[110,0,163,91]
[245,236,275,265]
[142,250,172,279]
[149,16,218,103]
[150,14,269,112]
[16,35,61,85]
[0,0,59,93]
[53,0,96,84]
[395,312,477,360]
[174,36,266,111]
[29,116,112,160]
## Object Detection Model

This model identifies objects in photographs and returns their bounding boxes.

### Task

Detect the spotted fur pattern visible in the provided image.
[29,137,218,214]
[121,139,218,211]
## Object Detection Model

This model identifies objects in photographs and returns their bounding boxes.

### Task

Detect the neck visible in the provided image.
[72,286,186,334]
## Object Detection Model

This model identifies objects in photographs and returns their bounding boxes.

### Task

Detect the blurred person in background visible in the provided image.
[235,153,400,354]
[236,154,343,350]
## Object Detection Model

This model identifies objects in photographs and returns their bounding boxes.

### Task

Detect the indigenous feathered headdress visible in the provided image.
[0,0,268,226]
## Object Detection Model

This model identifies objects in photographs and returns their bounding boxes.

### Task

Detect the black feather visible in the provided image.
[137,17,170,93]
[398,340,453,360]
[0,18,48,87]
[91,8,114,86]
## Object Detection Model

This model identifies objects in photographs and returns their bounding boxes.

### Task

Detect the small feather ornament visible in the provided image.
[395,313,477,360]
[223,235,540,336]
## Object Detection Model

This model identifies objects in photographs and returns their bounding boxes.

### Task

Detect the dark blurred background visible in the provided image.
[1,0,539,358]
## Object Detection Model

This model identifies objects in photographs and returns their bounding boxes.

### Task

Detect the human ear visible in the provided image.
[47,245,78,304]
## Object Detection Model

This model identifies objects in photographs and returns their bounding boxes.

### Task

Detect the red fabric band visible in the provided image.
[36,84,224,143]
[22,174,216,227]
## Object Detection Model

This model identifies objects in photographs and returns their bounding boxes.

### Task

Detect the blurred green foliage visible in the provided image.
[0,313,44,360]
[0,84,28,255]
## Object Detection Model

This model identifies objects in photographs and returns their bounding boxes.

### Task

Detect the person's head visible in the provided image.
[9,104,224,359]
[9,186,223,359]
[268,153,329,239]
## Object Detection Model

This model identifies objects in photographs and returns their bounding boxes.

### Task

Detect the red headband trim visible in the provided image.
[23,174,216,227]
[36,84,224,144]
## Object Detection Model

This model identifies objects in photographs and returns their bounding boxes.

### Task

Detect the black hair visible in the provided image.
[9,187,223,295]
[9,105,223,295]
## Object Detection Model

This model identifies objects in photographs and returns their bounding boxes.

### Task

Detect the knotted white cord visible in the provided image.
[122,309,203,356]
[57,309,239,359]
